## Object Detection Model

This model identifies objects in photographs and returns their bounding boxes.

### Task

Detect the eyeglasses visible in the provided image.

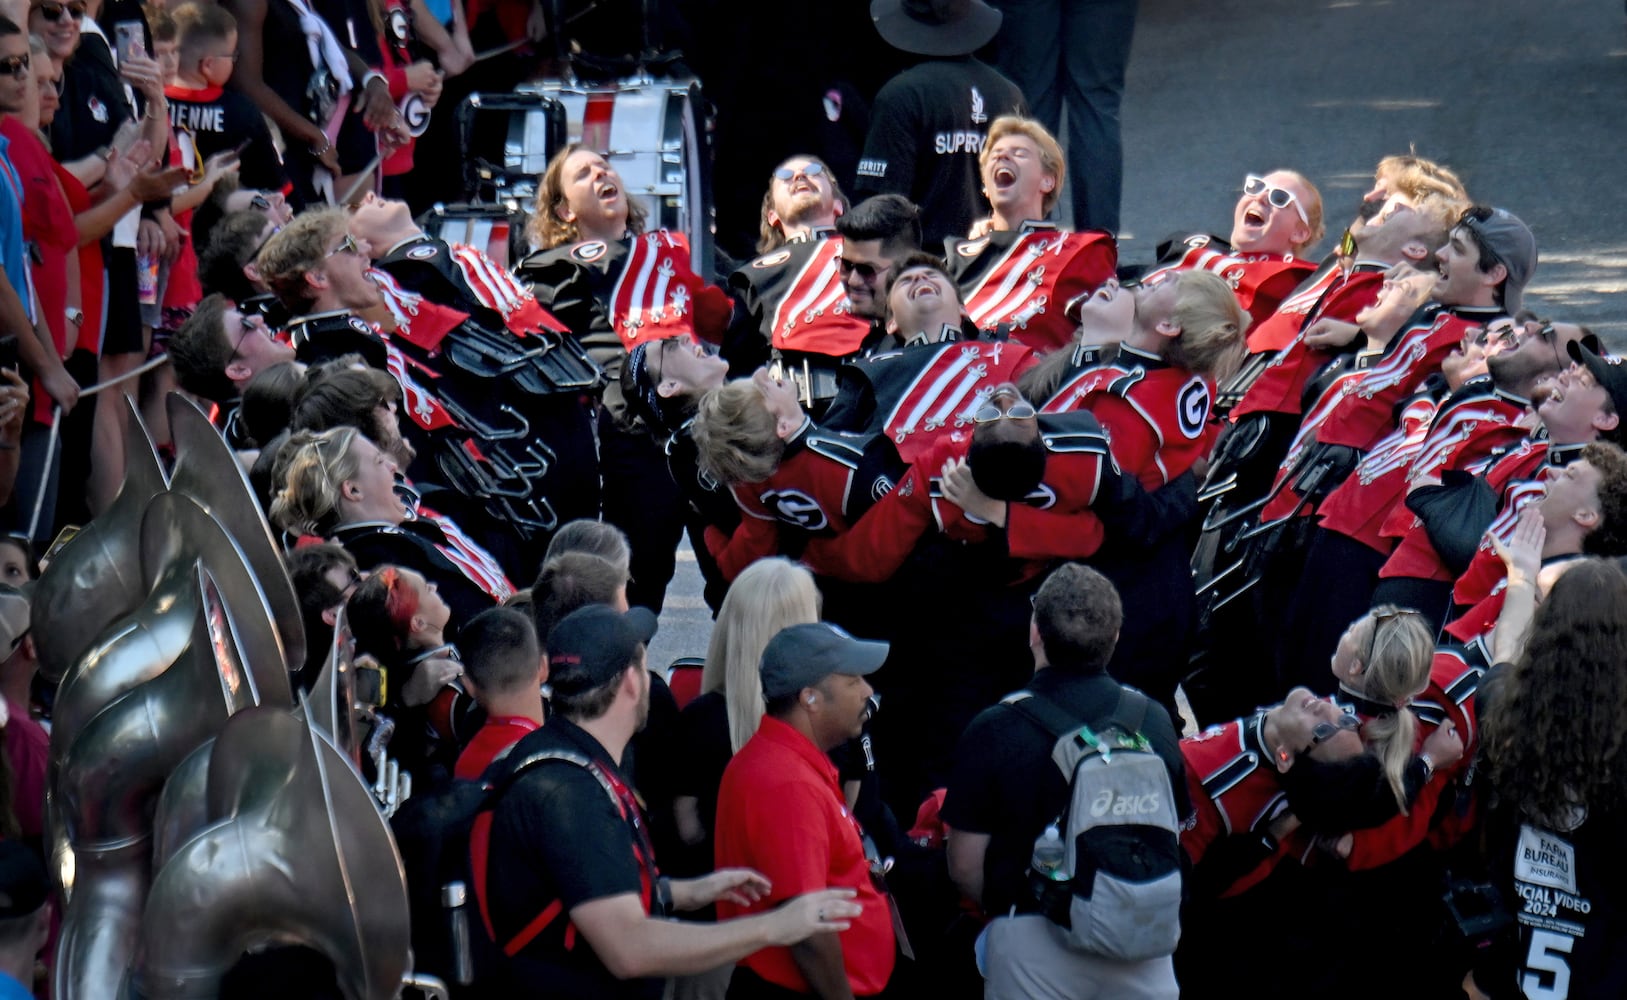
[339,566,363,603]
[0,54,30,80]
[247,225,280,264]
[837,256,889,282]
[1309,712,1361,747]
[973,399,1037,423]
[229,313,267,359]
[249,194,272,212]
[773,161,825,182]
[326,234,361,259]
[1243,174,1310,227]
[31,1,85,22]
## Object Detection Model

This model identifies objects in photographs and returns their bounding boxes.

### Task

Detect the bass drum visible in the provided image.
[513,77,712,274]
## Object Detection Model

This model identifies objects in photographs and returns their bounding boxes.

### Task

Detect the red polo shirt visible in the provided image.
[454,715,541,781]
[714,716,894,995]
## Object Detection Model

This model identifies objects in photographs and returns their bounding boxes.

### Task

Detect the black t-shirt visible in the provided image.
[52,29,134,165]
[673,689,734,845]
[853,56,1024,246]
[165,85,288,194]
[485,718,662,999]
[941,668,1192,916]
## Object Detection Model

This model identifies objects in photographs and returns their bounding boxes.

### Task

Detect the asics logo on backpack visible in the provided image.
[1090,790,1162,818]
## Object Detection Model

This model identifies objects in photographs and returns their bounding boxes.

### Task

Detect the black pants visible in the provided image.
[598,409,685,613]
[1274,529,1386,697]
[726,966,810,999]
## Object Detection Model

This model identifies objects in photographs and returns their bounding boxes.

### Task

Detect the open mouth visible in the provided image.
[597,183,619,202]
[1243,207,1267,227]
[992,165,1017,188]
[908,283,939,301]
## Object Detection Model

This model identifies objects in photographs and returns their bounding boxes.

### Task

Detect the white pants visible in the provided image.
[980,914,1178,1000]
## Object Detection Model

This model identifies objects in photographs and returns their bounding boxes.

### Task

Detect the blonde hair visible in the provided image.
[980,116,1065,217]
[269,426,364,537]
[1167,270,1249,382]
[1345,605,1435,812]
[528,143,649,249]
[1375,153,1469,205]
[703,558,822,752]
[691,381,786,485]
[257,208,349,315]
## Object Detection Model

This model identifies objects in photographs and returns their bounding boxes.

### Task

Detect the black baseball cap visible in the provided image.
[0,840,49,919]
[545,604,658,696]
[759,622,889,700]
[1567,339,1627,418]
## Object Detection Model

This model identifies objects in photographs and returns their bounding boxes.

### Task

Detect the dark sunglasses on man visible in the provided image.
[31,1,86,22]
[836,256,887,282]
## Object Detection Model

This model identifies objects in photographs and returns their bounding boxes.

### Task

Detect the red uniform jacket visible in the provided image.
[1339,640,1493,870]
[943,222,1117,352]
[1040,344,1216,489]
[1315,384,1446,552]
[1180,713,1293,897]
[801,412,1116,584]
[1314,303,1505,452]
[1447,440,1582,609]
[705,422,903,581]
[823,338,1039,464]
[1233,267,1387,419]
[1145,234,1318,334]
[730,230,872,358]
[1377,388,1532,582]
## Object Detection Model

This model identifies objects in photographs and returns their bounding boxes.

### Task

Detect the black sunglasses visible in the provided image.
[249,194,272,212]
[32,1,85,22]
[1310,713,1361,747]
[0,54,30,80]
[837,256,888,282]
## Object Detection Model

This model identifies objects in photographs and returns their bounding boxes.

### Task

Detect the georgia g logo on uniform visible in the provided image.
[759,489,828,530]
[1178,377,1211,440]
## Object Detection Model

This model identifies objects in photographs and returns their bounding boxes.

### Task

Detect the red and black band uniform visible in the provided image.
[941,221,1117,353]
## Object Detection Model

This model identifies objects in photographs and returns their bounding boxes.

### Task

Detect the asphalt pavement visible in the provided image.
[650,0,1627,667]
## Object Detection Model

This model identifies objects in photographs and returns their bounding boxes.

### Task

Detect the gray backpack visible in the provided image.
[1004,687,1183,961]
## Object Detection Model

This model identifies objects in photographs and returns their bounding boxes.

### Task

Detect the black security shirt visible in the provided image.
[853,56,1023,246]
[942,668,1191,916]
[485,718,662,999]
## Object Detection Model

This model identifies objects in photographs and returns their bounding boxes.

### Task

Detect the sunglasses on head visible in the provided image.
[0,54,30,79]
[32,1,85,22]
[1243,174,1310,227]
[973,398,1037,423]
[774,161,825,182]
[326,233,360,258]
[837,256,887,282]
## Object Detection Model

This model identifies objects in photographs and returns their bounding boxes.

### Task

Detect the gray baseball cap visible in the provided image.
[760,622,889,700]
[1461,208,1537,314]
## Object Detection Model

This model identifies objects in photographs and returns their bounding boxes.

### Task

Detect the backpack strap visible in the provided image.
[1003,685,1148,744]
[471,749,620,956]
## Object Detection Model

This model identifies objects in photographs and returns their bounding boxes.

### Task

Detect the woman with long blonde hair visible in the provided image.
[1328,605,1436,813]
[673,559,822,851]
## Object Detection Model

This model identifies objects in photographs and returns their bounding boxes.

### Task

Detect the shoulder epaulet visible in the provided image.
[399,242,443,262]
[954,236,991,258]
[748,247,795,270]
[1107,367,1146,397]
[804,429,866,470]
[1041,429,1111,456]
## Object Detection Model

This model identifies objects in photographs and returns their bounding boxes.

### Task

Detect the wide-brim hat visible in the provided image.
[871,0,1003,57]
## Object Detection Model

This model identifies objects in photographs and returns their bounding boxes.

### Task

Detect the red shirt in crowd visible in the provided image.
[0,118,76,424]
[714,716,895,995]
[454,715,541,781]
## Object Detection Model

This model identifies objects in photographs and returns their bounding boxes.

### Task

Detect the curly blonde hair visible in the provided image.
[528,143,649,249]
[269,426,364,537]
